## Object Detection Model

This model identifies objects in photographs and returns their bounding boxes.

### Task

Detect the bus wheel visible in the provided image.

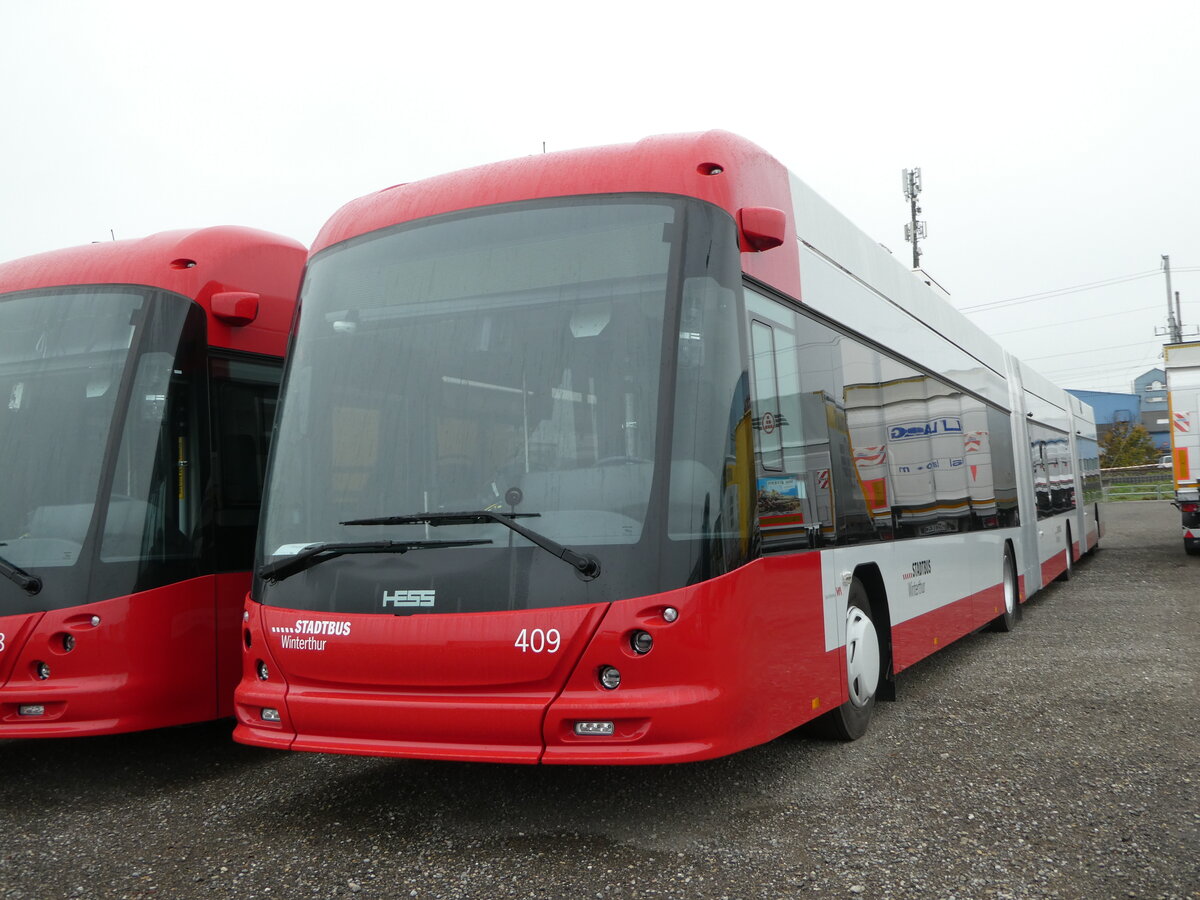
[989,546,1019,632]
[813,578,880,740]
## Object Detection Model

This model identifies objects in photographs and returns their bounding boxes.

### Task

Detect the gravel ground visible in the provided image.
[2,501,1196,900]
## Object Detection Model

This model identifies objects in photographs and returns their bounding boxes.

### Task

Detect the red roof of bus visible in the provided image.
[0,226,305,357]
[312,130,801,297]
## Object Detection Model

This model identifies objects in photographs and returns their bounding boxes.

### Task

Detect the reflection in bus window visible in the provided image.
[1029,421,1075,518]
[745,287,1019,545]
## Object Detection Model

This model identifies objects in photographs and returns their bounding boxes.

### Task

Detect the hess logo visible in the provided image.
[382,589,435,608]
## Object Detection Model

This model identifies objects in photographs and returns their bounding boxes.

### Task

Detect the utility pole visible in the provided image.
[902,168,926,270]
[1163,255,1181,343]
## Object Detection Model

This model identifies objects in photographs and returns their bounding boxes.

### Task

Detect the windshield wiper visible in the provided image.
[0,546,42,595]
[341,510,601,579]
[258,538,492,584]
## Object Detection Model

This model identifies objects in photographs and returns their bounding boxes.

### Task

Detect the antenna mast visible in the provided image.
[902,168,926,269]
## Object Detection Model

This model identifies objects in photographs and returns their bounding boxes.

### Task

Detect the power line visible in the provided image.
[1024,339,1162,362]
[1052,364,1159,380]
[1036,352,1164,378]
[990,303,1162,336]
[959,266,1200,313]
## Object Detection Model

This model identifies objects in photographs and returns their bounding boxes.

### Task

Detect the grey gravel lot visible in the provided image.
[2,501,1197,900]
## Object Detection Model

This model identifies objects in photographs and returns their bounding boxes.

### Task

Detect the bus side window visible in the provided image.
[749,320,784,472]
[209,357,282,571]
[101,302,208,576]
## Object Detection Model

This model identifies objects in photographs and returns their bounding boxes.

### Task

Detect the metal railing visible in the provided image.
[1100,464,1175,501]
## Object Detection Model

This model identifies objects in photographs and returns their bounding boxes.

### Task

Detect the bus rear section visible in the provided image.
[234,131,1089,764]
[0,227,304,737]
[1164,341,1200,554]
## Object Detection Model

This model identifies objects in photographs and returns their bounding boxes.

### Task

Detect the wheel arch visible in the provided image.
[850,562,895,701]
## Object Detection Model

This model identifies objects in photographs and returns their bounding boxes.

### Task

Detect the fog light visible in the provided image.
[35,662,50,680]
[261,708,281,722]
[62,634,76,652]
[256,660,269,681]
[18,704,45,717]
[630,630,653,655]
[574,720,615,736]
[663,607,679,623]
[599,665,621,690]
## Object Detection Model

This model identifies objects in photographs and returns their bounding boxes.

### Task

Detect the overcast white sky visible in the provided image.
[2,1,1197,395]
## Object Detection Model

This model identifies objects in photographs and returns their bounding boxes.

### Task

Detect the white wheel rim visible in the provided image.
[845,606,880,707]
[1004,557,1016,615]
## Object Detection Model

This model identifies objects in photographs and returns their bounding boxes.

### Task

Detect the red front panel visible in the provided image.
[237,604,607,763]
[235,554,843,765]
[542,555,841,764]
[0,577,222,737]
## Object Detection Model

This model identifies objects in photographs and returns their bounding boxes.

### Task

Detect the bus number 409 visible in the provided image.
[514,628,561,653]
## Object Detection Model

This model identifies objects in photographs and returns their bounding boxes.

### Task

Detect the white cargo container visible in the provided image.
[1163,341,1200,554]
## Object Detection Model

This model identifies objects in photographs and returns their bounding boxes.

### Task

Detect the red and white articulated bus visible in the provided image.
[0,227,304,737]
[234,132,1099,764]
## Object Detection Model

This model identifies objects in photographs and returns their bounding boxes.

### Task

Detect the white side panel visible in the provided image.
[818,531,1011,654]
[789,174,1009,401]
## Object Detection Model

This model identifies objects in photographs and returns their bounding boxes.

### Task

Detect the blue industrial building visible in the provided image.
[1068,367,1170,452]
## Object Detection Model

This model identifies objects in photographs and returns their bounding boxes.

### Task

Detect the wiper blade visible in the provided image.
[258,538,492,584]
[0,546,42,595]
[341,510,601,579]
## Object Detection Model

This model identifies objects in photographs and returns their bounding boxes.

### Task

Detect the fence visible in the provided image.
[1101,464,1175,501]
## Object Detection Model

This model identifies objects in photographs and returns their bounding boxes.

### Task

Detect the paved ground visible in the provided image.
[1,501,1196,899]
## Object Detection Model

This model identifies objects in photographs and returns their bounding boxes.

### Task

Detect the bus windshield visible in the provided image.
[0,287,202,588]
[259,196,750,614]
[0,289,142,570]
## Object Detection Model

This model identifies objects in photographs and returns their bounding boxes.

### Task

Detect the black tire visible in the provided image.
[1057,527,1073,582]
[989,545,1020,632]
[810,578,880,741]
[1086,504,1101,556]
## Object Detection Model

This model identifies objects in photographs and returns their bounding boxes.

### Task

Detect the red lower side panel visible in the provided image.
[891,579,1005,673]
[1041,550,1067,585]
[236,554,1016,764]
